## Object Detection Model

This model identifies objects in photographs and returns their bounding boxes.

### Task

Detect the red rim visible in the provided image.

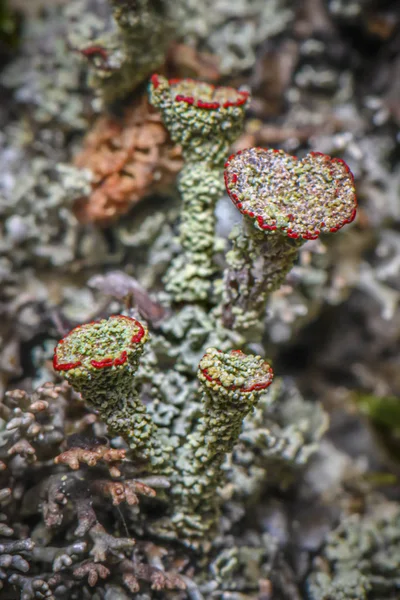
[53,315,146,372]
[224,148,357,240]
[200,350,273,394]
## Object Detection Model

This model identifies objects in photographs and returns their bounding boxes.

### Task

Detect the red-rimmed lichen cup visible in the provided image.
[198,347,274,399]
[151,75,249,110]
[54,315,148,396]
[224,148,357,240]
[149,74,249,164]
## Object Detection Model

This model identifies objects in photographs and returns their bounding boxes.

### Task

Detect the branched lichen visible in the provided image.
[307,502,400,600]
[1,4,91,132]
[229,378,330,498]
[175,0,294,75]
[1,159,93,268]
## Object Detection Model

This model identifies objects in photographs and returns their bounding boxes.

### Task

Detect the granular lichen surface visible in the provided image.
[225,148,357,239]
[54,315,146,371]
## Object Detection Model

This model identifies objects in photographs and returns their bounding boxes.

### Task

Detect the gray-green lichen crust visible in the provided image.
[307,502,400,599]
[149,75,249,302]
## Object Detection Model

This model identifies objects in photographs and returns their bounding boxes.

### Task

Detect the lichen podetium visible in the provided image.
[215,147,357,339]
[149,74,249,303]
[54,315,167,467]
[68,0,175,105]
[172,348,273,542]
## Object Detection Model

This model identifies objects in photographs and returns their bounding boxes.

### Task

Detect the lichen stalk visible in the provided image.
[53,315,165,467]
[172,348,273,540]
[219,220,303,336]
[149,75,249,303]
[164,162,225,302]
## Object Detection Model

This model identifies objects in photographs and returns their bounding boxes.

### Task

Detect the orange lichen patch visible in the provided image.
[73,97,183,224]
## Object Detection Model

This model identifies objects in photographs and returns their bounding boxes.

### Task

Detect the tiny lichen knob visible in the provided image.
[53,316,162,462]
[149,74,249,165]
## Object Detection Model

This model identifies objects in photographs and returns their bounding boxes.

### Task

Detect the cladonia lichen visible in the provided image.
[216,147,357,338]
[149,75,249,303]
[50,76,358,548]
[54,315,168,467]
[171,348,273,539]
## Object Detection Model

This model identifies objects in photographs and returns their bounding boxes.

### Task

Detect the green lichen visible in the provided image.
[217,147,357,337]
[67,0,174,105]
[171,348,273,540]
[48,77,354,549]
[216,222,302,339]
[231,377,330,496]
[54,315,166,466]
[2,159,93,268]
[1,5,90,132]
[149,75,249,302]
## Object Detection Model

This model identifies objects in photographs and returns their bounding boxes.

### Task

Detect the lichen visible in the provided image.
[175,0,295,75]
[3,8,387,590]
[1,4,91,133]
[66,0,175,104]
[149,75,248,302]
[171,348,273,540]
[53,316,168,464]
[216,147,357,338]
[307,502,400,600]
[1,159,93,268]
[0,382,184,598]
